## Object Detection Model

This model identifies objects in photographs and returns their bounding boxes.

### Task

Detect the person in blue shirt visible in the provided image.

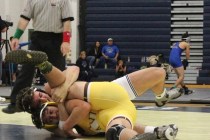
[100,38,119,69]
[169,32,192,95]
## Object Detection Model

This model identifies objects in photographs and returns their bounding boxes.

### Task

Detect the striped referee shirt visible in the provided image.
[21,0,74,33]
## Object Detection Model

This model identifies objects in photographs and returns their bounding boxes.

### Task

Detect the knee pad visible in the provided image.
[105,124,125,140]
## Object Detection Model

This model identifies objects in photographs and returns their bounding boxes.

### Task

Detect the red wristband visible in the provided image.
[63,31,71,43]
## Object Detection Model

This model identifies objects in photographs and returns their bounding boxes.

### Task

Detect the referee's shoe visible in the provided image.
[2,104,22,114]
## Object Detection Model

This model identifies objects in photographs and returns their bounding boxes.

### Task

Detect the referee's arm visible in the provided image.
[63,20,71,33]
[61,19,72,56]
[17,17,30,32]
[11,17,29,50]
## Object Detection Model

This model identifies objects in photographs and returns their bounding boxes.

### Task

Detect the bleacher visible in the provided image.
[84,0,210,84]
[85,0,171,81]
[200,0,210,84]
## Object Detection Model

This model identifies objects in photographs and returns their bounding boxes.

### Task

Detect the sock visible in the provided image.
[156,88,167,98]
[170,85,176,90]
[36,61,53,74]
[144,126,156,133]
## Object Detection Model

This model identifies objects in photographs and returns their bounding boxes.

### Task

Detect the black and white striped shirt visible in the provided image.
[21,0,74,33]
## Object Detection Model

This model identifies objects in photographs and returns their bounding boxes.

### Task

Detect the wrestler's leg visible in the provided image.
[133,123,178,140]
[127,67,166,96]
[173,66,184,88]
[39,64,65,88]
[106,119,157,140]
[5,49,66,88]
[125,67,183,107]
[173,67,192,94]
[106,118,138,140]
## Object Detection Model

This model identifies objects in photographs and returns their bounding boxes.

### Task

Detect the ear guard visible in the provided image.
[32,102,58,129]
[40,102,58,129]
[182,32,191,43]
[182,37,191,43]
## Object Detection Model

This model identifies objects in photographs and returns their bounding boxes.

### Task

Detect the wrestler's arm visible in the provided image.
[62,99,91,134]
[63,66,80,88]
[46,99,90,138]
[51,66,80,102]
[185,43,190,60]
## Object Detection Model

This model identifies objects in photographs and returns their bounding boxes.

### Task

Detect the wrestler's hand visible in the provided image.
[182,59,189,70]
[61,42,70,56]
[51,128,69,138]
[65,129,82,138]
[52,82,69,102]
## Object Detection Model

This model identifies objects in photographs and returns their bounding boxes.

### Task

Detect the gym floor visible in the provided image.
[0,102,210,140]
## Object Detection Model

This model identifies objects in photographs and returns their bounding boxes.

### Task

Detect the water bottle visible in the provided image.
[141,56,145,62]
[128,56,130,62]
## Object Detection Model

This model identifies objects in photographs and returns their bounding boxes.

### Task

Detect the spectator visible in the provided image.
[86,41,102,68]
[76,51,93,82]
[99,38,119,69]
[115,59,126,78]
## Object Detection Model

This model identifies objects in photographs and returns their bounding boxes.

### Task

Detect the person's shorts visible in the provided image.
[169,57,182,68]
[112,75,138,100]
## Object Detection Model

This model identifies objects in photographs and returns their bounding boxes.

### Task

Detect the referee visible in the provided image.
[2,0,74,113]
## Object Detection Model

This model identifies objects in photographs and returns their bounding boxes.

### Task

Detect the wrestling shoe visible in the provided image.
[154,124,178,140]
[182,87,194,95]
[5,50,48,65]
[170,88,184,100]
[155,88,184,107]
[130,133,156,140]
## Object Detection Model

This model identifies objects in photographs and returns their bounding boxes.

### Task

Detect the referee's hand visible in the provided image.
[11,38,19,50]
[61,42,70,56]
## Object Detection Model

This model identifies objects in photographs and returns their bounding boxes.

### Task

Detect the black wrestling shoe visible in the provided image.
[2,104,22,114]
[130,133,156,140]
[182,87,194,95]
[185,89,193,95]
[106,125,125,140]
[5,50,48,65]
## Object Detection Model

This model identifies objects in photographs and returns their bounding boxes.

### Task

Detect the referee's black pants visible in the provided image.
[10,31,66,104]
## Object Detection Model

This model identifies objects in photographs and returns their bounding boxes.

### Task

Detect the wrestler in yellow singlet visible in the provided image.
[80,82,137,132]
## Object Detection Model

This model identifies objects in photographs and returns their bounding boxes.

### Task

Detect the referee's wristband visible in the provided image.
[13,28,24,39]
[63,31,71,43]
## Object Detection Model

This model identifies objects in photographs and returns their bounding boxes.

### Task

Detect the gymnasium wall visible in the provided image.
[0,0,80,63]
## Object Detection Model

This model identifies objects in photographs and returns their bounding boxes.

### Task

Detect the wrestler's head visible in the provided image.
[16,87,52,113]
[32,102,59,129]
[182,32,191,43]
